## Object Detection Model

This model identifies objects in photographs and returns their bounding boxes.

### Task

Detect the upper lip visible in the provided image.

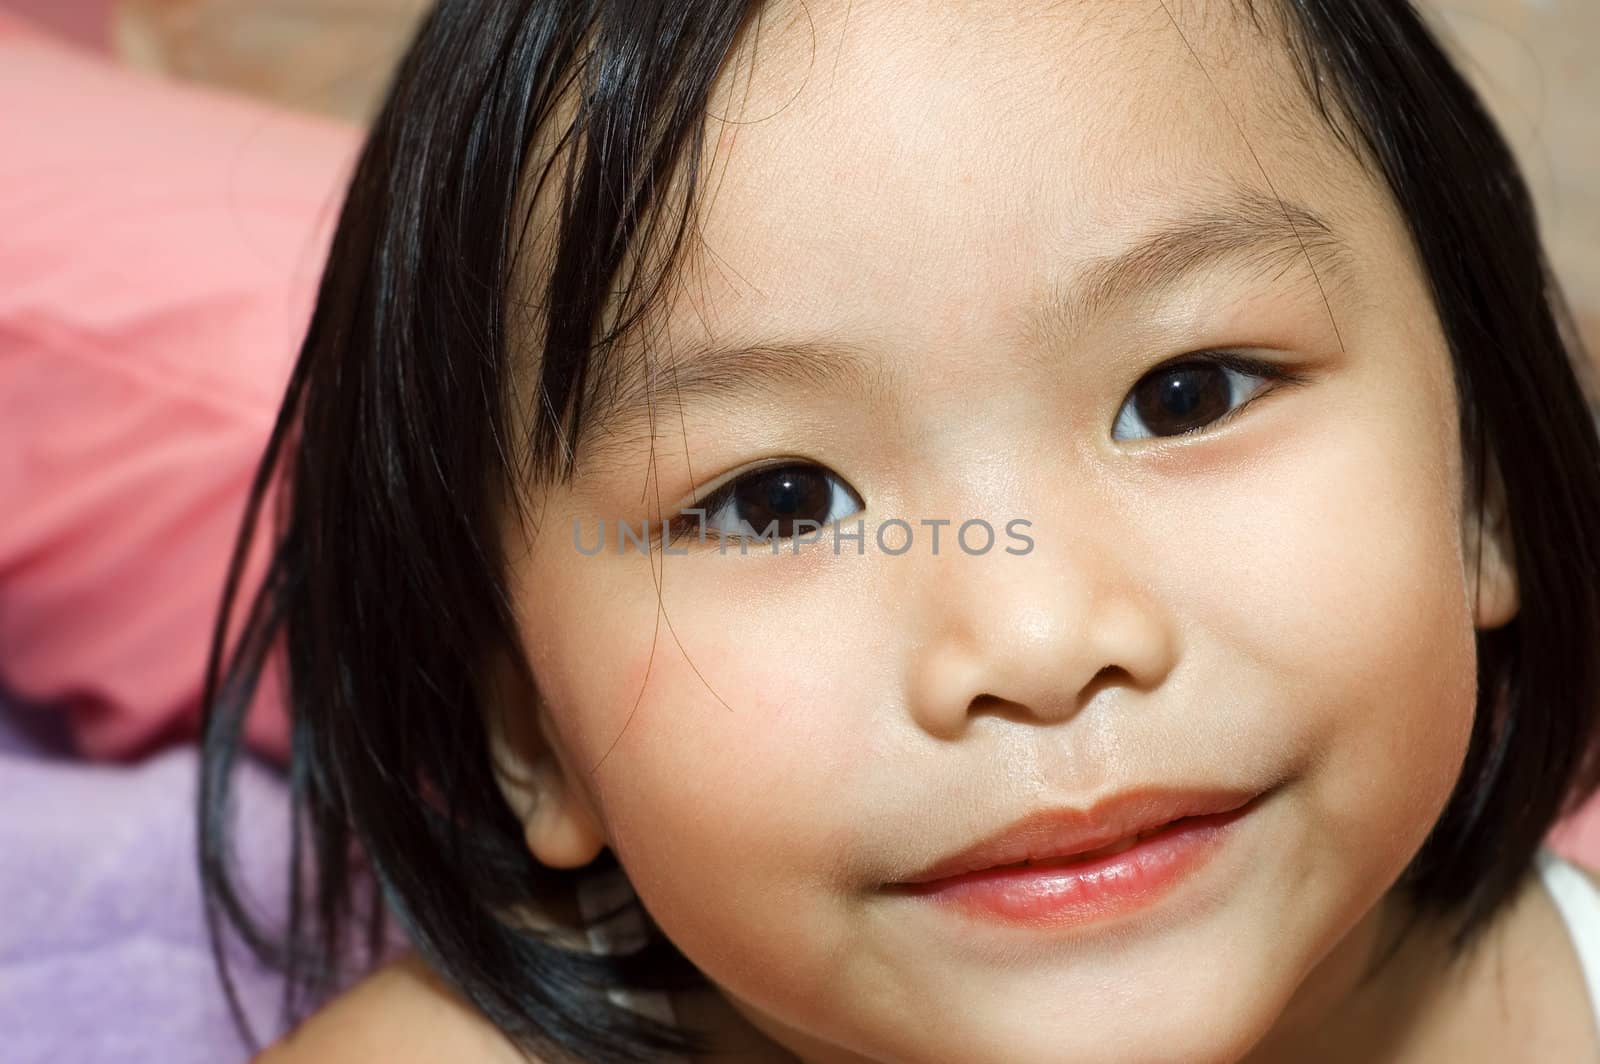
[893,786,1263,886]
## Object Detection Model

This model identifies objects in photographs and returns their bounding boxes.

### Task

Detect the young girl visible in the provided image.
[200,0,1600,1061]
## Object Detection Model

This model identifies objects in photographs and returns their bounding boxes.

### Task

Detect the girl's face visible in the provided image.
[495,2,1519,1061]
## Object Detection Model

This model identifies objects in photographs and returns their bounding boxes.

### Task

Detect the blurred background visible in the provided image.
[0,0,1593,345]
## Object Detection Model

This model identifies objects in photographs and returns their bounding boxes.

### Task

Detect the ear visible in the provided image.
[1464,449,1519,631]
[483,653,607,870]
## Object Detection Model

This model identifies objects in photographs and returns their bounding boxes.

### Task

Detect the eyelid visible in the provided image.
[676,456,814,515]
[1159,349,1305,384]
[657,457,831,548]
[1118,349,1312,442]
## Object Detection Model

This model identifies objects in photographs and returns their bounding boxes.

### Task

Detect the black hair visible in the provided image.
[199,1,1600,1062]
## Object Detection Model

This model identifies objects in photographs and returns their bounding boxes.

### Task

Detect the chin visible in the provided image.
[824,987,1286,1064]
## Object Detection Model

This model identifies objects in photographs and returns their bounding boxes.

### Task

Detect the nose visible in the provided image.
[900,518,1178,739]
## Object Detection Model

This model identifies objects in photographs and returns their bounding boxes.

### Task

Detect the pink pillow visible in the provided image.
[0,14,359,762]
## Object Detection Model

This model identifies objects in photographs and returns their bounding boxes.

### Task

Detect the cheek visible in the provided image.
[520,563,877,991]
[1178,377,1478,889]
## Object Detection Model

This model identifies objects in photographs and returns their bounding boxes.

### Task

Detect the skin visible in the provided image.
[498,1,1534,1061]
[266,1,1574,1061]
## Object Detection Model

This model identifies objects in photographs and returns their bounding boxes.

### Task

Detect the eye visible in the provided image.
[1112,352,1305,442]
[675,462,864,543]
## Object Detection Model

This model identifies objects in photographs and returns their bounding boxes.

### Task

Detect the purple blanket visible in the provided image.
[1,694,295,1063]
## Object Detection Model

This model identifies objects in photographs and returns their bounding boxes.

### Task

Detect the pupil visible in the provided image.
[733,466,830,538]
[1134,363,1230,436]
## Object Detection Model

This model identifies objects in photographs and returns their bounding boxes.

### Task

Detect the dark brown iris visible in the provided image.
[731,465,833,538]
[1130,362,1231,437]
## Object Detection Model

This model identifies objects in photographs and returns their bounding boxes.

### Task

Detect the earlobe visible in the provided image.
[483,656,608,870]
[1465,453,1519,631]
[1470,522,1519,630]
[520,765,608,869]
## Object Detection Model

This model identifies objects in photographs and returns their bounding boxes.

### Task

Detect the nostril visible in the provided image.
[1075,665,1132,708]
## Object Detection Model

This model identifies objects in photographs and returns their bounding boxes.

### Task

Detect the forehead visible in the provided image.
[553,0,1416,471]
[641,0,1378,340]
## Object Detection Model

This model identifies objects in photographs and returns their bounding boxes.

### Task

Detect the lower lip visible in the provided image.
[891,801,1258,929]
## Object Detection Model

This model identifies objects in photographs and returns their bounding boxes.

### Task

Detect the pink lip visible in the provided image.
[886,787,1265,927]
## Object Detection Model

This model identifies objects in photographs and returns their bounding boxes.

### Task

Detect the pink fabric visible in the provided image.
[0,14,358,762]
[1548,809,1600,869]
[0,1,112,50]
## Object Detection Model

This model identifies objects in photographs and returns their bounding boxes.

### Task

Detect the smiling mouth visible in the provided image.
[983,821,1183,870]
[890,787,1265,888]
[889,817,1196,889]
[878,796,1264,930]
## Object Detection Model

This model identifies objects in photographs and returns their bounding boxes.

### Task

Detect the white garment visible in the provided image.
[1537,846,1600,1036]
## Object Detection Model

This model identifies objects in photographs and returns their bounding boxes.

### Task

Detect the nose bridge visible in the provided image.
[898,495,1177,739]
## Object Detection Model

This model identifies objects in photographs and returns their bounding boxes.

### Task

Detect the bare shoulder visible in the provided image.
[255,952,538,1064]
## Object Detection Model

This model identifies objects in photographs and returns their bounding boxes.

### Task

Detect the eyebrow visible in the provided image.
[575,338,888,472]
[577,185,1356,461]
[1033,185,1357,342]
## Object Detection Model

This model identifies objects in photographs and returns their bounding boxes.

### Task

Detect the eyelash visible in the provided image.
[659,350,1310,547]
[1118,349,1311,440]
[663,459,853,547]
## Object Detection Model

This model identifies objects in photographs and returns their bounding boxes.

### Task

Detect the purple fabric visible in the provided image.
[0,693,295,1063]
